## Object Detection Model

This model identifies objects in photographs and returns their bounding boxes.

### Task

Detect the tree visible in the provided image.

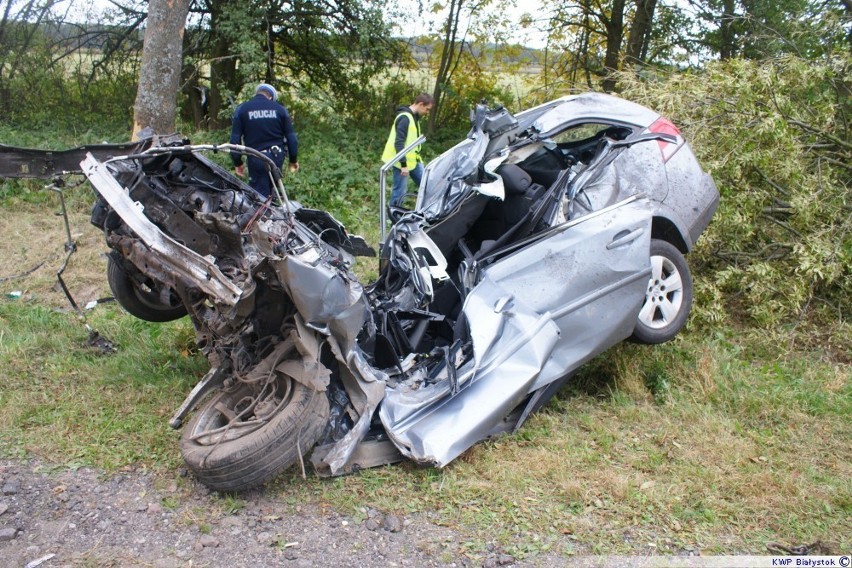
[686,0,850,60]
[625,0,657,65]
[132,0,191,137]
[600,0,626,91]
[0,0,143,127]
[543,0,630,92]
[424,0,521,134]
[429,0,467,135]
[619,53,851,326]
[182,0,401,128]
[0,0,61,115]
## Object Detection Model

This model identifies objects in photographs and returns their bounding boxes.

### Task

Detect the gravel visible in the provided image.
[0,459,550,567]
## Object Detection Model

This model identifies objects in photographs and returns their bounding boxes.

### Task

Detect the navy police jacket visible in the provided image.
[229,94,298,167]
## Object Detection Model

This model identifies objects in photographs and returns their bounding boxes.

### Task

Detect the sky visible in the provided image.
[57,0,553,49]
[393,0,552,49]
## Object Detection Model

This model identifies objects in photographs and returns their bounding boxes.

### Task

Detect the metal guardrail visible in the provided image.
[379,135,425,243]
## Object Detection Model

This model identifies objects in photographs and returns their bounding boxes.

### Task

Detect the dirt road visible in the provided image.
[0,459,538,567]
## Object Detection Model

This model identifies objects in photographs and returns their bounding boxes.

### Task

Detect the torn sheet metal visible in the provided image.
[82,154,244,306]
[311,349,387,476]
[272,251,369,352]
[379,278,560,467]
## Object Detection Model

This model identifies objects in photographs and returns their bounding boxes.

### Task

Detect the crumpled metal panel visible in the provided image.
[0,140,147,178]
[260,254,385,477]
[82,153,245,306]
[416,132,489,221]
[271,250,369,352]
[483,196,653,393]
[311,349,387,476]
[380,276,560,467]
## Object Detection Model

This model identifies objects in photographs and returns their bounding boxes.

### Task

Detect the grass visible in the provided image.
[283,333,849,557]
[0,131,849,560]
[0,300,204,468]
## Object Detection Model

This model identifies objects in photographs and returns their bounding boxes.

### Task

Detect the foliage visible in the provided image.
[279,63,426,133]
[619,52,851,327]
[537,0,851,94]
[426,47,515,134]
[688,0,851,61]
[0,1,140,133]
[181,0,405,128]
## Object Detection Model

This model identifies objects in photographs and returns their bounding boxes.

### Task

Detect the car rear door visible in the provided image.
[479,194,652,390]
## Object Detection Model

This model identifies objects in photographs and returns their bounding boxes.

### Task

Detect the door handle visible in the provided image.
[606,228,645,250]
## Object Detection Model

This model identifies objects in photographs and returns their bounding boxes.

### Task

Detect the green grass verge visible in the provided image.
[0,301,205,469]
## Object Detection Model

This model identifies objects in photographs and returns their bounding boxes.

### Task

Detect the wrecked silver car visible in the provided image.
[76,93,718,491]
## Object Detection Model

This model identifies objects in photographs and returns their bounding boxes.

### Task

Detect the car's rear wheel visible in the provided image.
[631,239,693,344]
[107,256,187,322]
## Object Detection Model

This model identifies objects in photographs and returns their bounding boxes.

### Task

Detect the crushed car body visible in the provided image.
[7,92,719,490]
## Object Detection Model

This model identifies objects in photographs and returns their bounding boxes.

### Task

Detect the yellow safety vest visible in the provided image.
[382,110,422,169]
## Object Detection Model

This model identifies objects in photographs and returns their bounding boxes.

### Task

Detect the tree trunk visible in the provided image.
[600,0,626,93]
[132,0,191,138]
[208,36,239,129]
[625,0,657,66]
[719,0,737,60]
[206,0,242,130]
[429,0,464,135]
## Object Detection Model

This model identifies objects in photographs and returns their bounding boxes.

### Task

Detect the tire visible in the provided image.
[107,256,187,322]
[180,367,330,492]
[630,239,693,345]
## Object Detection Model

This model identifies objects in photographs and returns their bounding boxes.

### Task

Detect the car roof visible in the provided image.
[517,93,661,135]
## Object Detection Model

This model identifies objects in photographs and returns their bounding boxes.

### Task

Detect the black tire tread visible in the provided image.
[107,257,187,322]
[180,381,329,492]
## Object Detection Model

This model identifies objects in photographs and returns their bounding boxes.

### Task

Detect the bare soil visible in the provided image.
[0,458,544,568]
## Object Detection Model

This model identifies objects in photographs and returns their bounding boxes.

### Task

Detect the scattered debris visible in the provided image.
[24,554,56,568]
[84,329,116,354]
[766,540,828,555]
[0,262,45,283]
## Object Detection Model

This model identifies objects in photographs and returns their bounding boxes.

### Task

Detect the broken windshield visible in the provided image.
[415,132,489,221]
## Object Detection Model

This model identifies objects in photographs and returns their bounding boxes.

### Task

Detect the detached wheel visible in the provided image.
[631,239,693,344]
[107,256,187,322]
[180,362,330,492]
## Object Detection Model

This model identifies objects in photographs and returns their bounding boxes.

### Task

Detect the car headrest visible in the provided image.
[497,164,532,196]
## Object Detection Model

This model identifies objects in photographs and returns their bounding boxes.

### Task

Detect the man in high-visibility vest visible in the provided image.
[382,93,433,207]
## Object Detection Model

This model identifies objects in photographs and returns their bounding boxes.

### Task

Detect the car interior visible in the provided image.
[424,123,635,268]
[372,123,637,365]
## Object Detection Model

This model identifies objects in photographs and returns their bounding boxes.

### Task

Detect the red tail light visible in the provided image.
[648,117,683,162]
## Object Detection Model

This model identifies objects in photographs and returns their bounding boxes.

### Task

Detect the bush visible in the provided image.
[619,53,851,327]
[0,23,136,135]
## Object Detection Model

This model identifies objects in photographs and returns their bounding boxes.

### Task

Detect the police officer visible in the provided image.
[382,93,433,207]
[230,83,299,198]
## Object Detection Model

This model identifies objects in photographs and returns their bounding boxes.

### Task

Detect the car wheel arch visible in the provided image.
[651,214,689,254]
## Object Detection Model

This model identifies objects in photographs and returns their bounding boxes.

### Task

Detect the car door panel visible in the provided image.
[482,195,652,390]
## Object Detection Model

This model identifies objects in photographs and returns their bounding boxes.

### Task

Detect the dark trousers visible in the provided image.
[247,148,285,198]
